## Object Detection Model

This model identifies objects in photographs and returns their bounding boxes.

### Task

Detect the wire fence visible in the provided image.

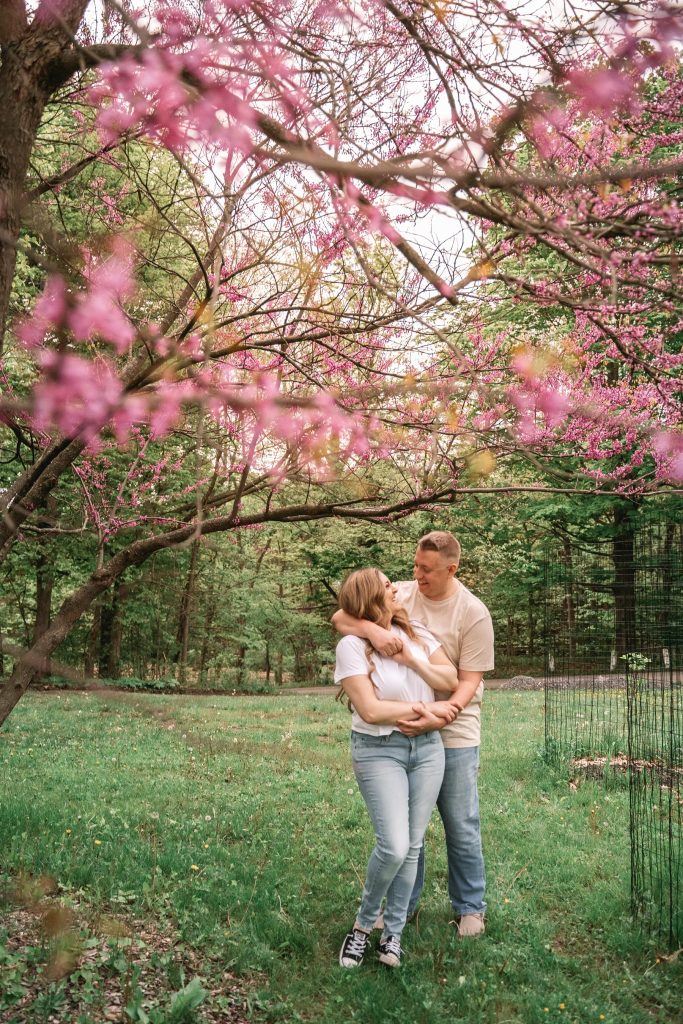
[543,523,682,948]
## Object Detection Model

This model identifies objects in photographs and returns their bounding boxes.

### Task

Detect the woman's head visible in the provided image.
[338,568,396,626]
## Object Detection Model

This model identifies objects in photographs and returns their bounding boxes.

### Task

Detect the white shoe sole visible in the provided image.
[378,952,400,967]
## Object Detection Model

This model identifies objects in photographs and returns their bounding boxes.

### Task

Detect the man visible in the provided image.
[332,530,494,937]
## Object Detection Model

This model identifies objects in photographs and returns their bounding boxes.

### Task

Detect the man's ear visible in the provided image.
[447,563,458,578]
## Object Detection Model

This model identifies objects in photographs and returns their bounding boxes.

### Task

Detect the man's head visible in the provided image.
[413,531,460,600]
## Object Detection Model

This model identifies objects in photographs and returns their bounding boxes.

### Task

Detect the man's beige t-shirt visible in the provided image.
[395,579,495,748]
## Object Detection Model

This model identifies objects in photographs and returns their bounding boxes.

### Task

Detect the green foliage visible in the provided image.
[101,676,180,693]
[167,977,209,1023]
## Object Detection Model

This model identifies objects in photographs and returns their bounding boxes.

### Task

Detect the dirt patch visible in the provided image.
[570,754,683,785]
[0,875,250,1024]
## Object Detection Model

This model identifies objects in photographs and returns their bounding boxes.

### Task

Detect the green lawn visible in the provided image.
[0,689,680,1024]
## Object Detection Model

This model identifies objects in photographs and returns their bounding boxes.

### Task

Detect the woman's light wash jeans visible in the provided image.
[351,729,445,938]
[407,744,486,918]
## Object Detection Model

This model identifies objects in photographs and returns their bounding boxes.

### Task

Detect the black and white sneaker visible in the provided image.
[378,934,402,967]
[339,927,370,968]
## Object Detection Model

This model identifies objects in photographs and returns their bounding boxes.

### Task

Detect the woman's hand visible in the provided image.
[388,645,416,669]
[397,700,457,735]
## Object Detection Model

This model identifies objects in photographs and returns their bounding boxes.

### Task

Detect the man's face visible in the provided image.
[413,547,457,600]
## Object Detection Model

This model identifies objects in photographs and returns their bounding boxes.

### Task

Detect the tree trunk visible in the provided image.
[0,563,114,724]
[174,540,199,683]
[0,3,93,353]
[613,503,637,658]
[275,582,284,685]
[198,606,215,686]
[236,644,248,688]
[84,603,101,678]
[99,580,125,679]
[30,538,53,684]
[106,582,125,679]
[198,562,217,686]
[0,438,87,566]
[561,537,576,659]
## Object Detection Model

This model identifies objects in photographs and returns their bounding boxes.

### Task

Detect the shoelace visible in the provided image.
[346,930,368,956]
[381,935,401,957]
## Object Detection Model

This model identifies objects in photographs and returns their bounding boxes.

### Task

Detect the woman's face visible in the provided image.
[379,573,397,615]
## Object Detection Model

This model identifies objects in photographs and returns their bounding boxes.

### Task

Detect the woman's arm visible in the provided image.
[331,609,403,656]
[339,674,457,727]
[398,669,485,735]
[390,644,459,691]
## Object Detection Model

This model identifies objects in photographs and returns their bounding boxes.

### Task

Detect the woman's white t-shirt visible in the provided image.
[334,623,441,736]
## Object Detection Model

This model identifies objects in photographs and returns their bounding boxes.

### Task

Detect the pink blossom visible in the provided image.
[69,241,137,353]
[33,354,123,440]
[566,68,639,117]
[16,276,68,349]
[535,387,570,427]
[652,430,683,482]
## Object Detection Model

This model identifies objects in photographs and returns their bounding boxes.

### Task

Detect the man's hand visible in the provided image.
[367,623,403,657]
[397,704,445,736]
[397,700,458,736]
[430,701,458,723]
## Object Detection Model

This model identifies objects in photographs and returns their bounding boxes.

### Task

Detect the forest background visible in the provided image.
[1,0,682,711]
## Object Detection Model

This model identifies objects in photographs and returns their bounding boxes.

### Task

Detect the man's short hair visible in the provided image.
[417,530,461,567]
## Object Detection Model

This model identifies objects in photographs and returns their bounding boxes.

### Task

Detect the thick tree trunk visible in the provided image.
[0,564,114,725]
[0,2,92,352]
[0,438,88,565]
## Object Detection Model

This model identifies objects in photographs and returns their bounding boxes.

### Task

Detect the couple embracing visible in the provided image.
[332,531,494,969]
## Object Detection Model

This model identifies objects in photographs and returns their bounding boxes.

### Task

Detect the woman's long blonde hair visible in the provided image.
[336,568,423,707]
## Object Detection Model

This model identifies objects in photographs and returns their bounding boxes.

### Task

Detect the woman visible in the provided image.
[335,568,460,969]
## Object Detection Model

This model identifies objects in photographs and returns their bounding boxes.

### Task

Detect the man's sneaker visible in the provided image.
[339,928,369,968]
[455,912,485,937]
[378,934,402,967]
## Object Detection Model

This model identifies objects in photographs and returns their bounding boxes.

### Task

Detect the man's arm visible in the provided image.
[331,608,403,656]
[447,669,484,713]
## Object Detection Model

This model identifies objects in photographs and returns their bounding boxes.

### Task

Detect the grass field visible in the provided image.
[1,689,681,1024]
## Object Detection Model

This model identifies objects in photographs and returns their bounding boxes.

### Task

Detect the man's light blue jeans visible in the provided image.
[407,744,486,918]
[351,729,445,938]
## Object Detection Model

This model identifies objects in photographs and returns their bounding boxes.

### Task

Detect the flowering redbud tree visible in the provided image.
[1,0,682,722]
